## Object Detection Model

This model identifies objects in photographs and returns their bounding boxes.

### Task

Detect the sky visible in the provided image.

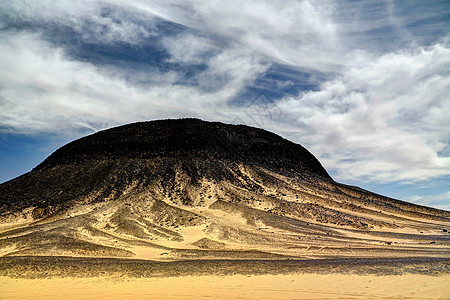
[0,0,449,210]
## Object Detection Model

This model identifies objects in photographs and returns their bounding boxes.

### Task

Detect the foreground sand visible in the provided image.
[1,274,449,299]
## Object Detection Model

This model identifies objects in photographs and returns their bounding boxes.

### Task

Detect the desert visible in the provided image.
[0,119,449,299]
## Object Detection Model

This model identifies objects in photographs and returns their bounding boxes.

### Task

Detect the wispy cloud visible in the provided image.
[0,31,267,132]
[407,192,450,211]
[277,42,450,183]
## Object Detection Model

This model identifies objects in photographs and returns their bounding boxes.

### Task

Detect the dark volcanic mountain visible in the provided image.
[0,119,449,263]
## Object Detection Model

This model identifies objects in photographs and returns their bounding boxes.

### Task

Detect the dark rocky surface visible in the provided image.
[34,118,331,179]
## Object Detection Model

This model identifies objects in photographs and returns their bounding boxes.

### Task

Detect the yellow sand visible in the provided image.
[1,274,449,299]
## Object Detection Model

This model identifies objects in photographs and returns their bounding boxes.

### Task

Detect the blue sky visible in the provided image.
[0,0,449,210]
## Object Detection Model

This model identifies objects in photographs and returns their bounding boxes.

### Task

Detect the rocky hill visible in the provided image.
[0,119,449,262]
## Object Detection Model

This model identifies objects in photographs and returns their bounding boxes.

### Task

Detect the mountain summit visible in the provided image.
[0,119,449,262]
[35,118,331,179]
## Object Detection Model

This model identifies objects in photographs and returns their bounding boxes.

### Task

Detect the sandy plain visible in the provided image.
[1,273,449,299]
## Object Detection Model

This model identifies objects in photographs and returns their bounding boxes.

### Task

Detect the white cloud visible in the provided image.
[407,192,450,211]
[277,41,450,183]
[162,33,216,64]
[0,0,155,44]
[0,32,267,134]
[116,0,343,72]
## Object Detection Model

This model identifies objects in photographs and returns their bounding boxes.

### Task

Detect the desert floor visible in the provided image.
[1,273,449,300]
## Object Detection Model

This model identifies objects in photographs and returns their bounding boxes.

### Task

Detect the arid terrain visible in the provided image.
[0,119,449,298]
[2,273,449,299]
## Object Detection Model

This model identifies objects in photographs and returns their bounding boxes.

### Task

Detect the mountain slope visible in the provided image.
[0,119,449,261]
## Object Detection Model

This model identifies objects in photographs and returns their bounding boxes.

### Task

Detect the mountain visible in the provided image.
[0,119,449,263]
